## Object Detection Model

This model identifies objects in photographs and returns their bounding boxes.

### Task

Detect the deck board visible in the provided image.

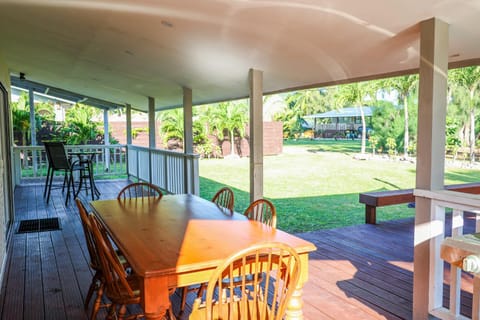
[0,180,476,319]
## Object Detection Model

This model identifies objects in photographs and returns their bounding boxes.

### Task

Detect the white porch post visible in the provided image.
[148,97,156,184]
[28,88,37,174]
[249,69,263,203]
[148,96,156,149]
[183,87,193,154]
[103,109,110,172]
[183,87,198,195]
[126,104,132,145]
[413,17,449,320]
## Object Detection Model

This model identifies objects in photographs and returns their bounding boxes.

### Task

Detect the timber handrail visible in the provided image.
[359,182,480,224]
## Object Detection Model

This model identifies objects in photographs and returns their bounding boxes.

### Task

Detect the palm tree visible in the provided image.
[335,81,378,154]
[62,104,102,144]
[382,75,418,158]
[207,101,248,158]
[157,108,184,147]
[449,66,480,163]
[285,88,330,136]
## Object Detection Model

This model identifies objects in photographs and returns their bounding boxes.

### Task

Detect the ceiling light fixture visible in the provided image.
[161,20,173,28]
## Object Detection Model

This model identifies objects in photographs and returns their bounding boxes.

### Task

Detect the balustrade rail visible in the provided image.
[127,145,199,195]
[13,144,199,195]
[414,189,480,319]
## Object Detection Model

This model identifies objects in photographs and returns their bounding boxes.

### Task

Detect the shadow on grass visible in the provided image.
[199,177,415,234]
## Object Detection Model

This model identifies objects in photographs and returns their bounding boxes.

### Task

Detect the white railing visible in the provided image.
[414,189,480,320]
[13,144,200,196]
[13,144,127,184]
[127,145,199,195]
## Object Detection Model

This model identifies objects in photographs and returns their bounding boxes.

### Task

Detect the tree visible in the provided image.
[449,66,480,163]
[276,88,331,138]
[61,104,102,144]
[381,75,418,158]
[334,81,378,154]
[11,92,31,146]
[207,101,248,158]
[158,108,184,145]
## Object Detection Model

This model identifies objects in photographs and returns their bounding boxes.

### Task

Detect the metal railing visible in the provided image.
[414,189,480,319]
[13,144,199,195]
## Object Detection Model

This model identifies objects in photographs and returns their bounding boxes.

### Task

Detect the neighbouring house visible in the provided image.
[304,106,374,138]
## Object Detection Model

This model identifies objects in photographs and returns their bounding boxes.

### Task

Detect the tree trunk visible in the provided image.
[470,108,475,163]
[403,95,409,158]
[230,130,235,156]
[360,107,366,154]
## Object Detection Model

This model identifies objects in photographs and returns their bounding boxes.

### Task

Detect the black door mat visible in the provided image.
[17,218,61,233]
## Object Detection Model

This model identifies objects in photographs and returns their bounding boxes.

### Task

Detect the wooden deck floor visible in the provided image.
[0,180,474,319]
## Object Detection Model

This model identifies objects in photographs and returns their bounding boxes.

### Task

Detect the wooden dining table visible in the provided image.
[90,194,317,320]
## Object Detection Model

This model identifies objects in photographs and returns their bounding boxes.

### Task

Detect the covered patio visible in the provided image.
[2,181,475,320]
[1,1,480,319]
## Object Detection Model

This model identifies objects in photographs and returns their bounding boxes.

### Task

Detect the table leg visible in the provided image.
[285,285,304,320]
[142,276,170,320]
[285,253,309,320]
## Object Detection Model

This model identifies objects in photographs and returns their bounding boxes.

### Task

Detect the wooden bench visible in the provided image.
[359,182,480,224]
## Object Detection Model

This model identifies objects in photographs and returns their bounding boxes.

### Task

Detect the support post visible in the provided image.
[125,104,132,180]
[103,109,110,172]
[148,97,156,149]
[183,87,193,154]
[28,88,37,174]
[183,87,195,194]
[148,97,156,184]
[126,104,132,145]
[413,17,449,320]
[249,69,263,203]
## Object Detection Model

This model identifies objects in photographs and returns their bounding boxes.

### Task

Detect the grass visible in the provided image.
[200,139,480,233]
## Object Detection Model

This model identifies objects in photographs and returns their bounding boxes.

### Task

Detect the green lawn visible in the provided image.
[199,139,480,233]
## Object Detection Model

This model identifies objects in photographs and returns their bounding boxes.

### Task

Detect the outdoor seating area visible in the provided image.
[0,180,476,319]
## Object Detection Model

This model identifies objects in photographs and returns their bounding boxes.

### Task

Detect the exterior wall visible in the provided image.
[0,54,12,284]
[109,120,283,157]
[222,121,283,157]
[109,121,163,148]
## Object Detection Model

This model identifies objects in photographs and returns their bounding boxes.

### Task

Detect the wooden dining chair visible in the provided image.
[89,214,175,320]
[189,242,301,320]
[88,214,144,320]
[244,198,277,228]
[117,182,163,201]
[75,198,107,320]
[211,187,234,212]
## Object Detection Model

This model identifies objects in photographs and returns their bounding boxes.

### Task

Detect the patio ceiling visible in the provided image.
[0,0,479,112]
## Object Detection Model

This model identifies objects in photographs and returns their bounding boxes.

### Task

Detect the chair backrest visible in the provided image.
[117,182,163,201]
[211,187,234,212]
[244,198,277,228]
[88,214,136,299]
[44,141,70,170]
[75,198,101,271]
[192,242,301,320]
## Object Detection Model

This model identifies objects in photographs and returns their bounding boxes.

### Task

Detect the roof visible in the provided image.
[304,107,374,119]
[0,1,479,112]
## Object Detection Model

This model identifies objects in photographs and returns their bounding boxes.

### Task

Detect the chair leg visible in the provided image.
[43,165,51,198]
[85,271,101,309]
[90,280,105,320]
[62,170,68,193]
[180,287,188,312]
[46,169,55,204]
[66,170,75,206]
